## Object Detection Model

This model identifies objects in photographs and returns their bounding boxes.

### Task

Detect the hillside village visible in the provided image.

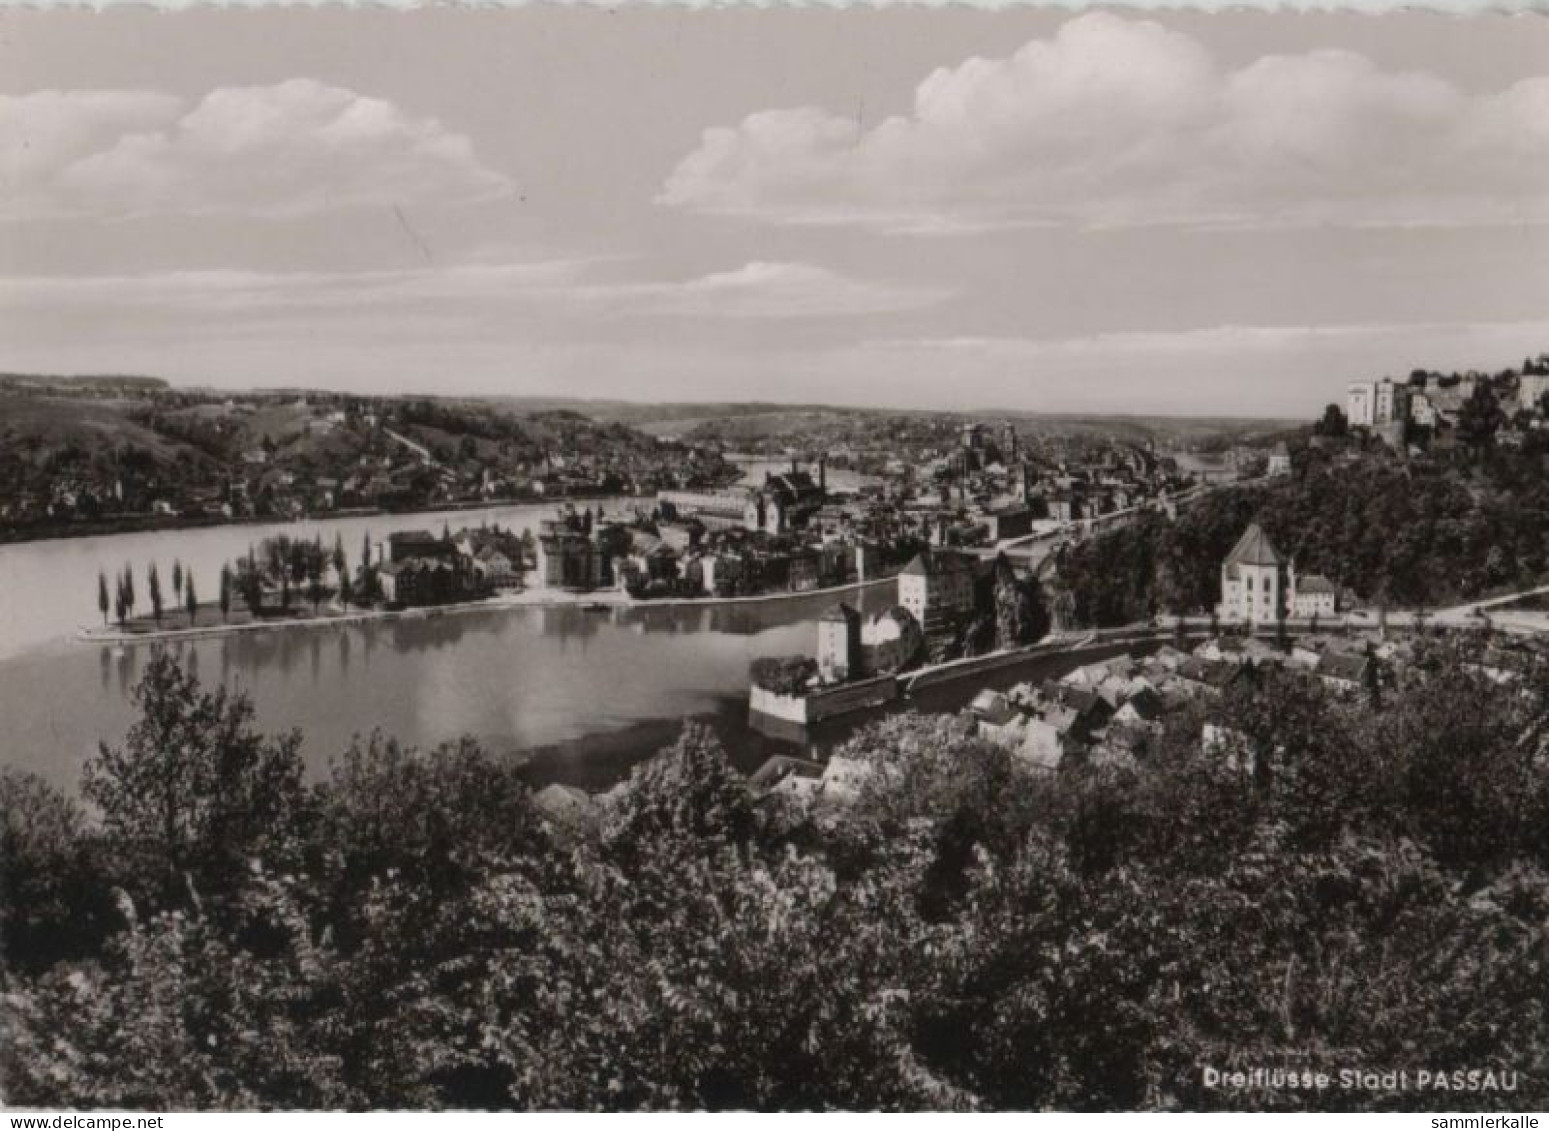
[0,377,736,539]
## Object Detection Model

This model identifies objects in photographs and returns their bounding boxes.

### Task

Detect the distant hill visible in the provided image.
[0,373,170,394]
[0,373,1299,447]
[0,395,210,467]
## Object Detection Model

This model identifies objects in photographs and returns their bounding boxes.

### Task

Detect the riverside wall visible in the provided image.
[749,674,899,725]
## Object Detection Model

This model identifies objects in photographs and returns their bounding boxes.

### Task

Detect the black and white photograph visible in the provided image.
[2,1,1548,1115]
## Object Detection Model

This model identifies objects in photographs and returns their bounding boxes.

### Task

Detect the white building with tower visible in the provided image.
[1218,524,1295,625]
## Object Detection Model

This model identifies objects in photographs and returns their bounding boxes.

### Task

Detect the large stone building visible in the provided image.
[1375,379,1410,426]
[657,486,754,532]
[898,550,977,634]
[746,463,826,535]
[817,603,864,683]
[816,601,924,684]
[536,516,605,590]
[1218,524,1295,625]
[1346,382,1375,428]
[657,459,828,536]
[1347,378,1410,430]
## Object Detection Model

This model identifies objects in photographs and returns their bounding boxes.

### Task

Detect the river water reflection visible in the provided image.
[0,498,899,791]
[0,488,1103,796]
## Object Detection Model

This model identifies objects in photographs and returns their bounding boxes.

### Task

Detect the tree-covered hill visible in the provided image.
[1056,437,1549,626]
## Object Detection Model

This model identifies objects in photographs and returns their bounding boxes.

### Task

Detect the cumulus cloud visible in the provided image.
[659,12,1549,231]
[1,80,512,219]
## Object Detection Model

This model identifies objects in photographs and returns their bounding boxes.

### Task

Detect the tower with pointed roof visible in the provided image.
[1218,523,1297,625]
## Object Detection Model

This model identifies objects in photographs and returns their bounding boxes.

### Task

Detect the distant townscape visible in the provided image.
[54,352,1549,658]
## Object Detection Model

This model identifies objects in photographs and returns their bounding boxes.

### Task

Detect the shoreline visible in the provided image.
[73,575,898,646]
[0,491,653,549]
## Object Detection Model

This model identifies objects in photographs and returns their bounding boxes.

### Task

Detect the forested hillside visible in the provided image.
[1057,438,1549,626]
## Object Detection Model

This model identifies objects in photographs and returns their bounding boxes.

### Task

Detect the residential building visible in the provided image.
[377,555,477,606]
[1318,650,1371,693]
[387,530,457,564]
[1292,574,1338,618]
[1017,707,1082,771]
[898,550,977,633]
[966,689,1020,743]
[1267,442,1292,477]
[748,756,825,804]
[1520,373,1549,412]
[473,544,519,589]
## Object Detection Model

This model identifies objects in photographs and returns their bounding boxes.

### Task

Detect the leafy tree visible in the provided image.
[601,724,754,861]
[184,575,198,626]
[1313,403,1348,437]
[148,563,163,626]
[238,560,264,618]
[171,559,183,601]
[318,733,546,905]
[3,876,354,1109]
[1458,381,1505,450]
[97,571,109,626]
[0,769,113,972]
[219,565,232,623]
[82,651,305,899]
[749,655,818,695]
[10,635,1549,1112]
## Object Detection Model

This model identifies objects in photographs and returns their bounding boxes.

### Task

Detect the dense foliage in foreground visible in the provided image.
[3,642,1547,1111]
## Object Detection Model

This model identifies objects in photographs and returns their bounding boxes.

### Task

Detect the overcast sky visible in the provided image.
[3,7,1548,417]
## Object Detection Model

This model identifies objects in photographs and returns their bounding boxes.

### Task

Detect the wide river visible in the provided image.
[0,491,912,795]
[0,463,1111,796]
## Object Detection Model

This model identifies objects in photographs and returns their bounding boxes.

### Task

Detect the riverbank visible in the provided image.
[0,491,651,547]
[75,574,899,646]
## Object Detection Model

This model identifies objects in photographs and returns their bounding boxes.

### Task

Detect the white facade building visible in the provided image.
[1347,382,1375,428]
[1218,524,1295,625]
